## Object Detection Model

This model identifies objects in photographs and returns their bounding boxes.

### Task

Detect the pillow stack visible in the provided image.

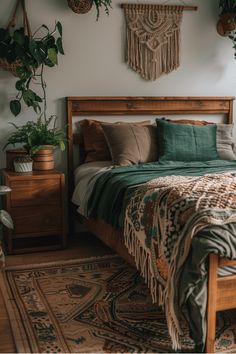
[80,118,236,166]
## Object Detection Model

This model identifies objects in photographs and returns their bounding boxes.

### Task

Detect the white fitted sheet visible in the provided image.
[72,161,112,217]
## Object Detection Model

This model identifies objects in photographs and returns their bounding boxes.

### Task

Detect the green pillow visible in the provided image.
[156,119,219,161]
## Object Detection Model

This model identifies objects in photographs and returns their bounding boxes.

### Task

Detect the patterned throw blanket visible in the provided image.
[124,172,236,350]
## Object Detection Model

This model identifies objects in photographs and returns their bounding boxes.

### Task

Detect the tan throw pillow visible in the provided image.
[101,123,158,166]
[217,124,236,160]
[80,119,150,163]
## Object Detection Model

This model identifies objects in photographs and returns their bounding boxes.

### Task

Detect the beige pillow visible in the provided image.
[80,119,150,163]
[217,124,236,160]
[101,123,158,166]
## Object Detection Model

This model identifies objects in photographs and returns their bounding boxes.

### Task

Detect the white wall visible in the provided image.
[0,0,235,171]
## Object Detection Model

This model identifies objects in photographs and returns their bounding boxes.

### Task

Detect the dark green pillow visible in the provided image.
[156,119,218,161]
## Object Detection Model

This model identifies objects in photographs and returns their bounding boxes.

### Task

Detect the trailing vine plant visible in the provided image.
[0,21,64,116]
[93,0,112,20]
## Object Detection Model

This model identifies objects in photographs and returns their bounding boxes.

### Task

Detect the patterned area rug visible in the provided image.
[1,255,236,353]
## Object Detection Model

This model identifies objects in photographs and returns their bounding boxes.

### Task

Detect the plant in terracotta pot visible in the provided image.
[4,116,67,171]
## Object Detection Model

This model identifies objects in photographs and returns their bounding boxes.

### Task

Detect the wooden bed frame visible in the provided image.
[66,96,236,353]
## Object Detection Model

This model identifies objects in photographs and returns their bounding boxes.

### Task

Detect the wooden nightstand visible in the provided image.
[2,170,67,254]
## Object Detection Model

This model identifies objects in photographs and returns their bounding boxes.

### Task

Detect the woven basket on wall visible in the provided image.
[0,58,22,77]
[0,0,31,76]
[67,0,93,14]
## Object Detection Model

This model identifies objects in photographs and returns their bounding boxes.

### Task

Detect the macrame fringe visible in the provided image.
[124,4,183,80]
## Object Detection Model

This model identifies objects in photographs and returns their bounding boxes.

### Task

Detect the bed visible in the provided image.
[66,96,236,353]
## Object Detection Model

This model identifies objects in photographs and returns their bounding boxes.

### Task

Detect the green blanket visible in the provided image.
[88,160,236,228]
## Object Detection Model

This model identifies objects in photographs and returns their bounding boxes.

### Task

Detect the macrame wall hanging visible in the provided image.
[122,3,197,81]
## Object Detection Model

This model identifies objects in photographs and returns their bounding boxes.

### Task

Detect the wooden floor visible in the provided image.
[0,233,114,353]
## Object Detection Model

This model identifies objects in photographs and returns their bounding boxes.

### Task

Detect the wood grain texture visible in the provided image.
[206,254,218,353]
[1,170,67,254]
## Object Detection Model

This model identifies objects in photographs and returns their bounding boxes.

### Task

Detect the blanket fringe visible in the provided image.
[124,220,158,304]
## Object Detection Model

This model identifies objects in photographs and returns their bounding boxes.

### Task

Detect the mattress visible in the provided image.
[72,161,236,277]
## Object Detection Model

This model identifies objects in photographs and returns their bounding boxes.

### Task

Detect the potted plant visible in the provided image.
[67,0,112,20]
[217,0,236,35]
[0,20,64,116]
[4,115,67,171]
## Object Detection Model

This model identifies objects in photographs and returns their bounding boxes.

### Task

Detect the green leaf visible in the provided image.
[13,30,25,46]
[35,94,43,102]
[22,89,36,106]
[32,103,41,114]
[56,21,63,37]
[0,210,13,229]
[16,66,31,80]
[59,140,65,151]
[47,47,57,65]
[56,37,64,55]
[10,100,21,116]
[44,58,54,67]
[0,28,9,42]
[15,80,25,91]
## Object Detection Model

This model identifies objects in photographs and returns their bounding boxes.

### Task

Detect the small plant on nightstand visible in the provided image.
[4,115,67,171]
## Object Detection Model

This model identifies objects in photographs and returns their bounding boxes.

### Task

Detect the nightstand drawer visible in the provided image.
[10,179,61,207]
[11,206,61,234]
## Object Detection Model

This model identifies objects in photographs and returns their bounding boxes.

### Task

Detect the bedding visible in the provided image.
[72,161,112,216]
[80,119,150,163]
[217,124,236,160]
[101,122,158,166]
[163,119,236,160]
[84,159,236,351]
[156,119,219,161]
[80,120,111,162]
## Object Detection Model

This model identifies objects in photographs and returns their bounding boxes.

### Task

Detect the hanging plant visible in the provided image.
[228,30,236,59]
[217,0,236,59]
[93,0,112,20]
[0,0,64,116]
[67,0,112,20]
[0,21,64,116]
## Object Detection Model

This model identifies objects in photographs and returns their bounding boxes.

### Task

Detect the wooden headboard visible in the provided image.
[66,96,235,199]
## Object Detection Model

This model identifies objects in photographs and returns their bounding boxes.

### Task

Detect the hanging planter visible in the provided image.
[0,0,31,76]
[217,13,236,36]
[217,0,236,36]
[67,0,93,14]
[67,0,112,20]
[217,0,236,59]
[0,0,64,116]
